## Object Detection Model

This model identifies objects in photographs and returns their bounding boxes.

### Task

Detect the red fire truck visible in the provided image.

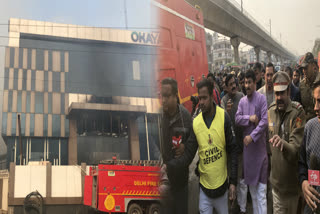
[84,159,161,214]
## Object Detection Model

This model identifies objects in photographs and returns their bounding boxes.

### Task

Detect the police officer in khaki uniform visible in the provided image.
[299,52,320,121]
[268,71,306,214]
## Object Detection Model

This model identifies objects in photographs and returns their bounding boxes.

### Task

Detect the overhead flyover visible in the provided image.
[185,0,296,62]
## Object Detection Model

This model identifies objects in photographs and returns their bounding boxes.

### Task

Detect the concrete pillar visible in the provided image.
[129,117,140,160]
[267,51,272,63]
[68,119,78,165]
[254,46,261,62]
[280,56,283,64]
[230,36,241,64]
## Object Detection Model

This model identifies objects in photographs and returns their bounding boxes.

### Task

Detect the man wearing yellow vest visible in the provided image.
[165,79,239,214]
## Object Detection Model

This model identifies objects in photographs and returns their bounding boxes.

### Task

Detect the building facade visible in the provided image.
[2,18,161,168]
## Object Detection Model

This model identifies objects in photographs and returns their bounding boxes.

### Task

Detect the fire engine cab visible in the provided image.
[84,159,161,214]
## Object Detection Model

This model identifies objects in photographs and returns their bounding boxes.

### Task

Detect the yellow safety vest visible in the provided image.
[193,106,227,189]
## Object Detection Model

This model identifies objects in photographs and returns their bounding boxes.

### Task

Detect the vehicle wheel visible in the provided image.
[147,203,160,214]
[127,203,143,214]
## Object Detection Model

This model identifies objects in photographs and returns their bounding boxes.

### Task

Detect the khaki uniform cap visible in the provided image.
[272,71,290,92]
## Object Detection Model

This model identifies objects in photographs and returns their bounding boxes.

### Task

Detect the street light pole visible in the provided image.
[124,0,128,29]
[269,19,271,37]
[241,0,243,13]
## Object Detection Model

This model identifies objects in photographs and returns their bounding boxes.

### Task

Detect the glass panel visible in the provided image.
[11,113,17,136]
[15,137,28,165]
[17,91,22,112]
[30,114,35,136]
[48,93,52,114]
[26,91,30,113]
[6,138,15,164]
[31,70,35,91]
[48,138,59,164]
[52,72,60,92]
[13,69,18,90]
[20,113,26,136]
[60,115,65,137]
[4,68,9,90]
[147,115,161,160]
[36,49,44,70]
[132,61,141,80]
[137,115,148,160]
[30,138,44,161]
[9,47,14,68]
[60,138,68,165]
[77,135,129,165]
[35,92,44,114]
[27,49,32,70]
[2,113,7,134]
[8,91,13,112]
[52,115,61,136]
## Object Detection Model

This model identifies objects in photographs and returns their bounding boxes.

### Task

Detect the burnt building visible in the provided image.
[2,18,161,167]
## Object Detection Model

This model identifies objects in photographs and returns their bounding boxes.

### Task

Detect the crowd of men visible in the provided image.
[159,51,320,214]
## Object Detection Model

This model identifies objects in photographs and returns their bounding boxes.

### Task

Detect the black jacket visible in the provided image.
[161,104,192,190]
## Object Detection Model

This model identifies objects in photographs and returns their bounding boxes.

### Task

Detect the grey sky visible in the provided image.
[0,0,156,66]
[236,0,320,56]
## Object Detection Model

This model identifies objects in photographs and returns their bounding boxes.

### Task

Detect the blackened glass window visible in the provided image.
[30,138,44,161]
[52,115,61,136]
